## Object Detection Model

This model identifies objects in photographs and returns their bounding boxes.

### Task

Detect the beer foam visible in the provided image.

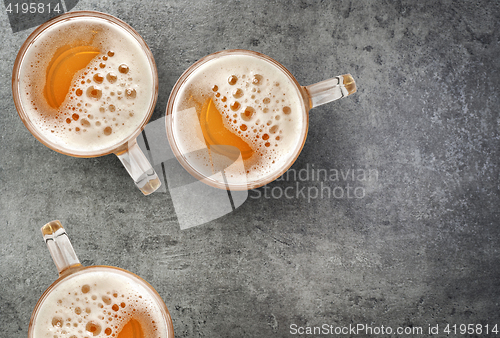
[18,16,154,154]
[172,54,306,184]
[33,269,168,338]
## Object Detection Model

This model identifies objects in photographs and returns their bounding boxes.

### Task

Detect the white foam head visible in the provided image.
[172,53,306,185]
[32,268,169,338]
[17,14,155,155]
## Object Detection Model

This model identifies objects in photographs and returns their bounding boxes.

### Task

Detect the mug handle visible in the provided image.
[303,74,356,109]
[41,221,81,276]
[115,139,161,195]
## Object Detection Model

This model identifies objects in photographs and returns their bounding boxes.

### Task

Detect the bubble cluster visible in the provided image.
[210,71,297,171]
[57,53,141,138]
[34,270,167,338]
[27,49,147,148]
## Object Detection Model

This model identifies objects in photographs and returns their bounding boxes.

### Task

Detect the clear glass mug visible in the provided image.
[29,221,175,338]
[165,49,356,190]
[12,11,161,195]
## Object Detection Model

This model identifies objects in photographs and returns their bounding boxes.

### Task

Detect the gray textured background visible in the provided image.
[1,1,499,337]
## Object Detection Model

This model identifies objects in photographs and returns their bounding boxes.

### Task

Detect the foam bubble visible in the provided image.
[232,88,243,98]
[93,73,104,84]
[241,106,255,121]
[230,101,241,111]
[118,64,129,74]
[228,75,237,85]
[106,72,118,84]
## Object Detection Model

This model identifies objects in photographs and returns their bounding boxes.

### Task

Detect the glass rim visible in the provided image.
[28,265,175,338]
[12,10,159,158]
[165,49,309,190]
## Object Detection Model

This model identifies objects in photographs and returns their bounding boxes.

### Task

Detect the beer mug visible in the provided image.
[12,11,160,195]
[29,221,175,338]
[165,49,356,190]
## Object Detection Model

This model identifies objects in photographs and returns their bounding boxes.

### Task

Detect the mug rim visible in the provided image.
[165,49,310,190]
[28,265,175,338]
[12,10,159,158]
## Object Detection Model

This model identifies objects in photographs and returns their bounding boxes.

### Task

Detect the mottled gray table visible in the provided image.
[1,1,499,337]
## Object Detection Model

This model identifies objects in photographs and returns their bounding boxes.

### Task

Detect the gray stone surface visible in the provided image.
[1,0,499,337]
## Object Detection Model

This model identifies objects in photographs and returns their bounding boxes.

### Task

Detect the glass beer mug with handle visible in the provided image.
[12,11,160,195]
[29,221,175,338]
[165,49,356,190]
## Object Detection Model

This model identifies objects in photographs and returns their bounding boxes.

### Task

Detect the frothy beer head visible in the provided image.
[170,52,307,188]
[31,267,171,338]
[13,12,156,156]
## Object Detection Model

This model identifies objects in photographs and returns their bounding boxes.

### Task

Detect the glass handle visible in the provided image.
[303,74,356,109]
[41,221,81,276]
[115,139,161,195]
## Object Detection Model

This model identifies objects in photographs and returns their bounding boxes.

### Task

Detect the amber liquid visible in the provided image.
[198,98,254,160]
[43,43,100,109]
[116,318,145,338]
[72,309,147,338]
[87,318,146,338]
